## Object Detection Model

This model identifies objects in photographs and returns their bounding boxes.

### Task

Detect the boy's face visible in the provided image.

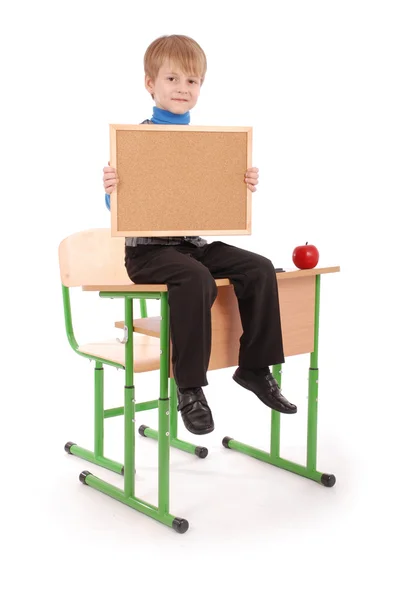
[145,61,202,114]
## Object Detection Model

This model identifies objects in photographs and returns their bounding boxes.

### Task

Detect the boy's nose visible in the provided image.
[177,84,190,94]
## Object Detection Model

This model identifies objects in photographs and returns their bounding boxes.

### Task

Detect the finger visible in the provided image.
[247,184,257,192]
[104,175,119,188]
[104,184,116,193]
[104,181,116,190]
[103,166,116,174]
[244,174,259,183]
[104,173,117,182]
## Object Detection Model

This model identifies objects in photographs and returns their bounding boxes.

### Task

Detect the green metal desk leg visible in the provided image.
[270,364,281,458]
[139,298,148,318]
[169,377,178,439]
[138,299,209,460]
[307,275,320,472]
[123,297,135,498]
[139,377,209,458]
[158,292,170,516]
[94,362,104,460]
[306,275,336,487]
[222,274,336,487]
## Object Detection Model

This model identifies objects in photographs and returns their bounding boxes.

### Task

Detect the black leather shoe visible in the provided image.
[232,368,297,414]
[177,387,215,435]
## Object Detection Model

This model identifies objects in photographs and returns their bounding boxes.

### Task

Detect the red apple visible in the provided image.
[292,242,319,269]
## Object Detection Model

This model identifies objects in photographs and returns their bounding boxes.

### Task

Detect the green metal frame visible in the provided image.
[62,273,335,535]
[222,275,335,488]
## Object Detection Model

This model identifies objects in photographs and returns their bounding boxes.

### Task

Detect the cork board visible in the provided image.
[109,124,252,237]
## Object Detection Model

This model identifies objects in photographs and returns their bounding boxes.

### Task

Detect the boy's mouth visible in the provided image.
[172,99,188,102]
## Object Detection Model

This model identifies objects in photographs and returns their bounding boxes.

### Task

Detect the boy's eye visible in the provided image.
[167,77,198,84]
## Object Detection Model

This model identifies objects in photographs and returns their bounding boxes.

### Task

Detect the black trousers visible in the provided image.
[125,241,285,389]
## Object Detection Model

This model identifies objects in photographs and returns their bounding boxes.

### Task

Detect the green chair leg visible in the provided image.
[65,293,190,533]
[64,361,124,474]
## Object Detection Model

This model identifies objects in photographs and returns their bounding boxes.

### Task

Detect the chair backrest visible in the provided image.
[59,229,132,288]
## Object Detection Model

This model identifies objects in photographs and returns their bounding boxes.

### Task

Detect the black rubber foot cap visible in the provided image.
[222,436,233,449]
[64,441,76,454]
[195,446,208,459]
[321,473,336,487]
[79,470,92,484]
[172,518,189,534]
[138,425,149,437]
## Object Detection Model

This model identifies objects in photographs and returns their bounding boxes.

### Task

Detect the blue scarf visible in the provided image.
[150,106,190,125]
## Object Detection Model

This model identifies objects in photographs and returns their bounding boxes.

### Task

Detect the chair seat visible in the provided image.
[78,334,161,373]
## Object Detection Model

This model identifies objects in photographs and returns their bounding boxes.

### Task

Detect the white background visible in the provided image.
[1,1,400,598]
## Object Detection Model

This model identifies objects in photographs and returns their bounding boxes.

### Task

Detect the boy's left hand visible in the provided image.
[244,167,259,192]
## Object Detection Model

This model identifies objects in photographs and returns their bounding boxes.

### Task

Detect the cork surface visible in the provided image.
[111,125,251,236]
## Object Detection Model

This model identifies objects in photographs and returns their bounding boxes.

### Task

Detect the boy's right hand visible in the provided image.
[103,161,119,194]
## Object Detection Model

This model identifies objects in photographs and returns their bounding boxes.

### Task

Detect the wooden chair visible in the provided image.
[59,228,339,533]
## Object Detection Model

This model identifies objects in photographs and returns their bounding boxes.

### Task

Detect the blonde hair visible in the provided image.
[144,34,207,85]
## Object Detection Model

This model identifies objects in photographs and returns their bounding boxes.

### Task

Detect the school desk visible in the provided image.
[59,229,340,533]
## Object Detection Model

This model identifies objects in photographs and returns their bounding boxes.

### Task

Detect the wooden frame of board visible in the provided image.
[109,124,253,237]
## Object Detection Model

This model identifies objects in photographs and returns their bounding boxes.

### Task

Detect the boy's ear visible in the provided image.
[144,74,154,95]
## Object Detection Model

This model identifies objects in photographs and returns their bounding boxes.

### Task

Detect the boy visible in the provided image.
[103,34,297,435]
